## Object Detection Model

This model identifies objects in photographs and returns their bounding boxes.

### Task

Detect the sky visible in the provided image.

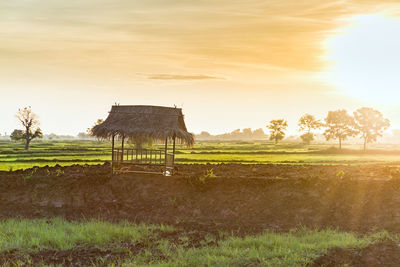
[1,0,400,135]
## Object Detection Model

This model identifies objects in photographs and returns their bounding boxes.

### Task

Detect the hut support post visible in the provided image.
[121,135,125,163]
[111,133,115,172]
[172,135,176,166]
[164,137,168,167]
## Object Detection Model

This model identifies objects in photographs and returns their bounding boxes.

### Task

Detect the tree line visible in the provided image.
[9,106,391,151]
[196,128,267,141]
[267,107,390,150]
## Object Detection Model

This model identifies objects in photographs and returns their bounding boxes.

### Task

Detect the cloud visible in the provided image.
[2,0,400,135]
[147,74,224,80]
[1,0,400,77]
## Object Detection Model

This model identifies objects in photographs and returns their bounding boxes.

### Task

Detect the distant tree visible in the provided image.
[267,119,288,144]
[199,131,211,137]
[47,133,57,140]
[87,119,104,142]
[77,132,90,139]
[230,129,241,135]
[10,129,25,142]
[196,131,212,140]
[252,128,267,140]
[15,107,43,150]
[298,114,322,145]
[130,136,154,149]
[324,109,357,149]
[242,128,253,139]
[299,133,314,145]
[87,119,104,136]
[196,129,267,141]
[353,107,390,151]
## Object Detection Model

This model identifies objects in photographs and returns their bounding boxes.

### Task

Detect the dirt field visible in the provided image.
[2,163,400,233]
[2,163,400,265]
[312,239,400,267]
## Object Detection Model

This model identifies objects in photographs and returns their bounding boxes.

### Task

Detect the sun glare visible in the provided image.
[325,14,400,104]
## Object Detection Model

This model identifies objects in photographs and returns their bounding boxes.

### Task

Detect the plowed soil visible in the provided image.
[1,163,400,234]
[311,239,400,267]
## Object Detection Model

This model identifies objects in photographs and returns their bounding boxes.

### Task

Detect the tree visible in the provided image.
[242,128,253,139]
[10,129,25,142]
[267,119,288,144]
[199,131,211,137]
[252,128,267,140]
[324,110,357,149]
[77,132,90,139]
[87,119,104,142]
[15,107,43,150]
[196,131,212,140]
[230,129,241,135]
[47,133,57,140]
[130,136,154,149]
[298,114,322,145]
[87,119,104,136]
[353,107,390,151]
[300,132,314,145]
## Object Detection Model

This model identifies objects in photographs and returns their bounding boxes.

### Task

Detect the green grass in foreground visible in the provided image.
[0,217,173,252]
[0,218,392,266]
[136,230,388,267]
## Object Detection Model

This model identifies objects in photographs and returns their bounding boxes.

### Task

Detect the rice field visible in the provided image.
[2,140,400,171]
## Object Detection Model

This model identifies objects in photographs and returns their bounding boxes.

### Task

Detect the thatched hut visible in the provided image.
[92,105,194,175]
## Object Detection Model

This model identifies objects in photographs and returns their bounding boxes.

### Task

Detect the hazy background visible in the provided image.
[1,0,400,136]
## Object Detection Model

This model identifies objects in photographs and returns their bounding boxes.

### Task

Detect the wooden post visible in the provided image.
[172,135,176,166]
[111,133,115,172]
[121,135,125,163]
[164,137,168,167]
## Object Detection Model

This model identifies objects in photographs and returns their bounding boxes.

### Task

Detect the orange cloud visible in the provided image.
[147,74,224,80]
[1,0,400,78]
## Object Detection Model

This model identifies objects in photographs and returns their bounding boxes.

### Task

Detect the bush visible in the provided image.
[199,169,217,183]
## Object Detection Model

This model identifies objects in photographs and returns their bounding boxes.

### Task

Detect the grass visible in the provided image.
[3,140,400,171]
[0,218,391,266]
[176,153,400,164]
[153,229,387,267]
[0,217,173,252]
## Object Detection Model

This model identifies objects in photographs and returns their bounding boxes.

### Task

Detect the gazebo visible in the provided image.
[92,105,194,175]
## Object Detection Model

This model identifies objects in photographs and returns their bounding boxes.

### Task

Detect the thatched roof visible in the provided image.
[92,105,194,145]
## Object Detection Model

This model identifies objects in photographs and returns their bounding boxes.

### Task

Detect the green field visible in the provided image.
[0,218,390,266]
[2,140,400,171]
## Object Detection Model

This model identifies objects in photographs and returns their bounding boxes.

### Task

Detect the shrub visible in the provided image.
[199,169,217,183]
[336,170,345,179]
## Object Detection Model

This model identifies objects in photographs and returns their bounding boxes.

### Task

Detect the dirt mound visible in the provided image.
[311,239,400,266]
[2,163,400,234]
